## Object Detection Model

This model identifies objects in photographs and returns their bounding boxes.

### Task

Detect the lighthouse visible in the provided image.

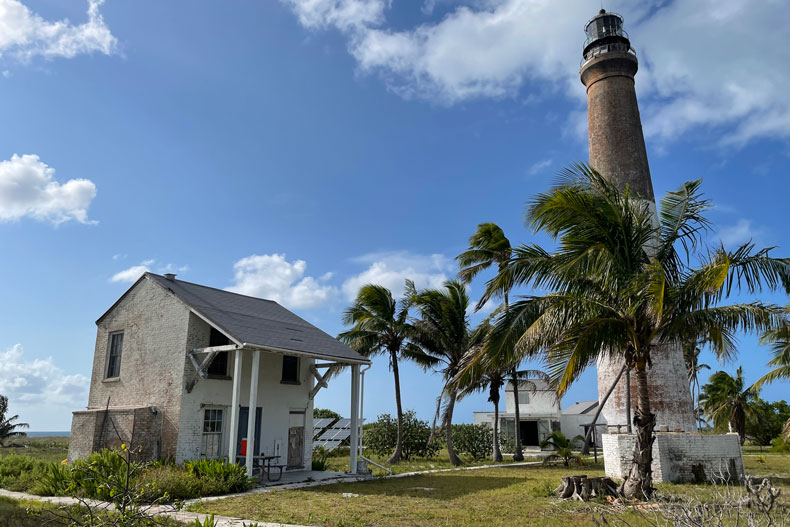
[579,10,743,482]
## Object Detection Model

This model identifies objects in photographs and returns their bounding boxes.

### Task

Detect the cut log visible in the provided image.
[555,476,619,501]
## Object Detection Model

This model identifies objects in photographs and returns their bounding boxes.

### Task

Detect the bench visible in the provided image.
[265,463,287,482]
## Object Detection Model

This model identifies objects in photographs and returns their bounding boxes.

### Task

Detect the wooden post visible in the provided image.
[245,349,261,477]
[228,349,242,463]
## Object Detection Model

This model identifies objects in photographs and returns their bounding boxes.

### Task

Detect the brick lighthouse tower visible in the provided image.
[580,10,743,482]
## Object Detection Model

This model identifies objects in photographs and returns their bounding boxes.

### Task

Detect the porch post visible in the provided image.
[227,349,242,462]
[245,349,261,477]
[349,363,360,474]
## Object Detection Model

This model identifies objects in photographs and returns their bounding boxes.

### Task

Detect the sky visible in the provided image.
[0,0,789,431]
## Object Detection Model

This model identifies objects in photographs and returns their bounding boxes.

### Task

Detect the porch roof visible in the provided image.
[105,273,368,364]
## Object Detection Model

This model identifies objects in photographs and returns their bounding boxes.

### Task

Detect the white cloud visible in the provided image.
[282,0,387,31]
[110,259,189,283]
[0,154,97,224]
[282,0,790,145]
[342,251,450,300]
[110,259,154,283]
[527,158,552,176]
[0,0,117,63]
[227,253,337,309]
[718,219,764,246]
[0,344,89,408]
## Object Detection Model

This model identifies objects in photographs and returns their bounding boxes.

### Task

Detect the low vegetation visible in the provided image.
[0,448,251,502]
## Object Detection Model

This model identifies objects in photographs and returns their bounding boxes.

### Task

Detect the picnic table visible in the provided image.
[236,455,285,481]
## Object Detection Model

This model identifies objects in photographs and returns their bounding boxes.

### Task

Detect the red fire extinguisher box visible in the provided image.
[241,439,248,456]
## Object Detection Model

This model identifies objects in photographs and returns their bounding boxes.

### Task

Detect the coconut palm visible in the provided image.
[683,339,710,430]
[540,431,585,467]
[0,395,29,446]
[753,324,790,439]
[475,165,790,499]
[700,367,759,445]
[408,279,476,466]
[339,283,432,464]
[753,324,790,389]
[457,222,513,307]
[457,325,507,462]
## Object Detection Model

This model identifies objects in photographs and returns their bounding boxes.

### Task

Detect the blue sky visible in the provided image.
[1,0,788,430]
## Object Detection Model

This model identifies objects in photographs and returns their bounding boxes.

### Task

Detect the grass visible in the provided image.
[191,451,790,527]
[0,436,69,464]
[325,448,541,476]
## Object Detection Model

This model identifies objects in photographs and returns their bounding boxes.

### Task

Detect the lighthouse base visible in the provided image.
[601,432,744,484]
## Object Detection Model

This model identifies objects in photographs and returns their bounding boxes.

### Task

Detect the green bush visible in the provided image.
[364,411,440,461]
[184,458,250,494]
[30,462,72,496]
[311,446,330,471]
[137,466,203,501]
[327,446,350,458]
[770,436,790,453]
[452,424,493,461]
[0,454,51,492]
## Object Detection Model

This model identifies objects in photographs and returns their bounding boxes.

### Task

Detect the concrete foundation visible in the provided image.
[602,432,744,483]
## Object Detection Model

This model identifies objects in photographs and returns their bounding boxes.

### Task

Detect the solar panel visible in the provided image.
[330,429,351,441]
[318,429,337,440]
[313,418,333,429]
[333,419,351,429]
[313,440,342,451]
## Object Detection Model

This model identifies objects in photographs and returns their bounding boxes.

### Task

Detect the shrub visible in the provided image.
[30,462,73,496]
[327,446,350,458]
[137,466,203,501]
[770,435,790,453]
[0,454,51,492]
[184,458,250,494]
[364,411,440,460]
[452,424,493,461]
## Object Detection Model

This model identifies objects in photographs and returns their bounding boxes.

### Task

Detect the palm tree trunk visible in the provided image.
[387,350,404,464]
[512,372,523,461]
[492,392,503,462]
[445,389,462,466]
[620,363,656,500]
[733,405,746,445]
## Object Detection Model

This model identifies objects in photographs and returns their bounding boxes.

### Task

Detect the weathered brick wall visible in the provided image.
[597,343,697,433]
[70,276,191,461]
[68,406,162,462]
[602,432,744,483]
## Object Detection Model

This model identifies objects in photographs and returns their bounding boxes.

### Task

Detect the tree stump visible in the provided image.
[554,475,619,501]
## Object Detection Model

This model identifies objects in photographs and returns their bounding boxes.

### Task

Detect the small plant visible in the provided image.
[540,431,585,467]
[193,514,217,527]
[312,445,330,471]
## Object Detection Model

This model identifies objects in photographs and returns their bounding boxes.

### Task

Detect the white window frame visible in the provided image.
[200,407,224,459]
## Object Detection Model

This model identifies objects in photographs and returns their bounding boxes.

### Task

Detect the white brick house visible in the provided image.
[68,273,369,475]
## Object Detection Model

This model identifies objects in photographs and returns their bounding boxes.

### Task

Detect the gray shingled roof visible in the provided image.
[562,401,599,415]
[145,273,368,364]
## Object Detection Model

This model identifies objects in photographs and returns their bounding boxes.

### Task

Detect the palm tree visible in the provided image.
[408,280,476,466]
[475,166,790,499]
[753,324,790,439]
[457,329,507,462]
[457,222,513,307]
[683,339,710,430]
[339,283,431,464]
[0,395,29,446]
[700,367,758,445]
[540,431,585,467]
[753,324,790,389]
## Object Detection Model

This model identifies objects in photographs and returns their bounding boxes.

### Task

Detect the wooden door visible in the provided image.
[288,427,304,468]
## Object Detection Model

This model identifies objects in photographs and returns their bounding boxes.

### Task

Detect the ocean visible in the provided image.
[26,432,70,437]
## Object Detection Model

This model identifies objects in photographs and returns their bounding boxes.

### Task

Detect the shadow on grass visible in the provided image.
[301,474,529,500]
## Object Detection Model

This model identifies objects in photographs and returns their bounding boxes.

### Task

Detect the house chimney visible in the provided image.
[164,273,176,281]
